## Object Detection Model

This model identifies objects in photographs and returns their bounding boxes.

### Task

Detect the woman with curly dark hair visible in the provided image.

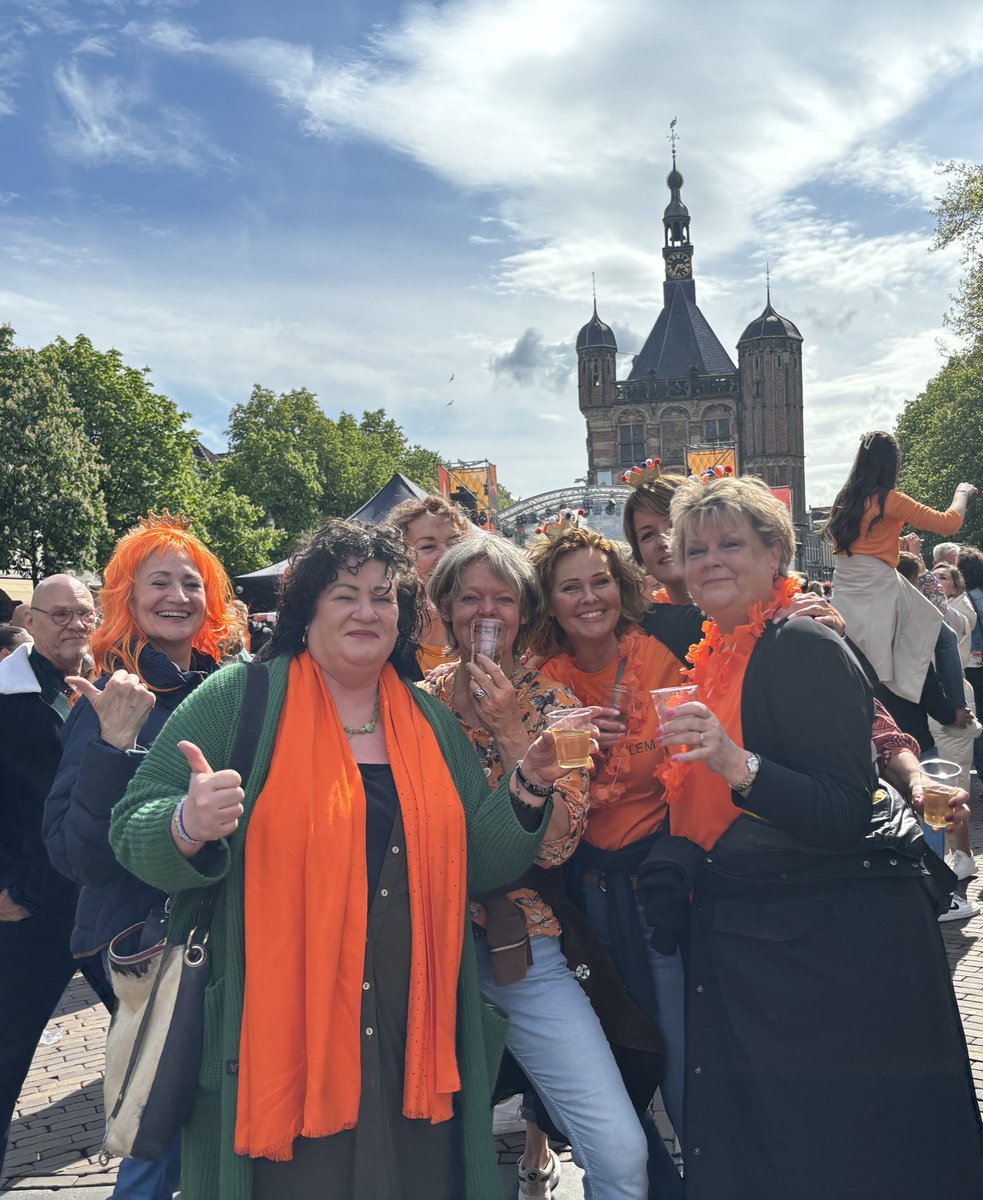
[109,518,578,1200]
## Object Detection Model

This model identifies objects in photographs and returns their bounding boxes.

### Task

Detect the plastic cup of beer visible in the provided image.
[610,684,632,725]
[918,758,961,830]
[470,617,507,666]
[546,708,595,770]
[651,685,699,751]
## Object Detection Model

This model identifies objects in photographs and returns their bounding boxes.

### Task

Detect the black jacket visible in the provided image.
[43,645,217,956]
[0,644,78,918]
[671,619,983,1200]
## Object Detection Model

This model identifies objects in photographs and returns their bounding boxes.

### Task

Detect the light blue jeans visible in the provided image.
[582,887,686,1142]
[477,935,648,1200]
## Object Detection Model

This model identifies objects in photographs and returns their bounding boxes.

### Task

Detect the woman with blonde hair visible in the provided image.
[647,474,983,1200]
[44,513,244,1200]
[528,526,688,1187]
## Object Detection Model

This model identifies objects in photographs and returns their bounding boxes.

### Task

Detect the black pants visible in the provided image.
[0,909,109,1177]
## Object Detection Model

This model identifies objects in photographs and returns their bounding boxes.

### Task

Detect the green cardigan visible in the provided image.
[109,656,550,1200]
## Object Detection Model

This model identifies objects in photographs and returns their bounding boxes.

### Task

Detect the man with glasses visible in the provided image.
[0,575,109,1181]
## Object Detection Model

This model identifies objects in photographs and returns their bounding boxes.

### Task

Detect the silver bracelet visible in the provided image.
[173,796,204,845]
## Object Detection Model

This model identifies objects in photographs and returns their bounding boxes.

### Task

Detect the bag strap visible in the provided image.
[227,660,270,783]
[190,662,270,937]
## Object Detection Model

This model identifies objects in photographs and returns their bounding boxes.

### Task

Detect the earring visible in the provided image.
[302,625,309,647]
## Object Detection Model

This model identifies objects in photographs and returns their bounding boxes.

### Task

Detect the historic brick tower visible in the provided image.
[736,287,806,525]
[577,143,807,521]
[578,150,740,484]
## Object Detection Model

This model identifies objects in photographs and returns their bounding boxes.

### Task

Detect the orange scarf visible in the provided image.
[657,577,799,851]
[235,654,466,1161]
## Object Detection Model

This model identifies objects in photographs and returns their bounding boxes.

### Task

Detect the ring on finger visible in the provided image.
[473,687,488,700]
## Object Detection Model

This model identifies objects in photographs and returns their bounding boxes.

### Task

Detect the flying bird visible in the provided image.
[446,399,455,406]
[448,373,455,382]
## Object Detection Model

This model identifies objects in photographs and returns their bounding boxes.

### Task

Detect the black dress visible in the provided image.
[677,619,983,1200]
[252,764,460,1200]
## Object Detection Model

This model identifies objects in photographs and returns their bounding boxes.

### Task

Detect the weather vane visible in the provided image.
[667,116,679,160]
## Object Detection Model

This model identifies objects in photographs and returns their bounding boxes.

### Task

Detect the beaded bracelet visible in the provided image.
[515,760,555,799]
[173,796,204,845]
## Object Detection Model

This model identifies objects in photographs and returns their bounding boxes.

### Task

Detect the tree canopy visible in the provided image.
[0,326,486,582]
[896,341,983,552]
[934,159,983,343]
[0,327,110,583]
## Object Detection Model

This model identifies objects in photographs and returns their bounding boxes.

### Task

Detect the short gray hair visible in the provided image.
[933,542,961,564]
[428,537,543,653]
[670,475,796,574]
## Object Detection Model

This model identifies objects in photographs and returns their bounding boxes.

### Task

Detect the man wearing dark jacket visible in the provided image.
[0,575,108,1177]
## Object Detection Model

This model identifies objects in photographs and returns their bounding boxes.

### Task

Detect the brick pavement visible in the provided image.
[5,796,983,1198]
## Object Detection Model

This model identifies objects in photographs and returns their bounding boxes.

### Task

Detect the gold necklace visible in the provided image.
[342,693,381,736]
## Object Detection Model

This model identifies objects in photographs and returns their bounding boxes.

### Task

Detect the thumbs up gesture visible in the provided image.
[176,740,245,843]
[66,671,156,751]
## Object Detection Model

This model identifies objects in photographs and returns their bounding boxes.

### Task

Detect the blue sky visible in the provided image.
[2,0,983,507]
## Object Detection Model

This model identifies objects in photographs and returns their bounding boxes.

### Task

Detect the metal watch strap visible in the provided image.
[734,753,760,795]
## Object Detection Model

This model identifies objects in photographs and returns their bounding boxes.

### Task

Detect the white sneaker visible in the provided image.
[939,893,981,923]
[947,849,978,881]
[518,1148,561,1198]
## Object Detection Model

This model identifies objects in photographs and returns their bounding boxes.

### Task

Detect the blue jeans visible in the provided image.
[111,1133,180,1199]
[477,935,648,1200]
[582,886,686,1142]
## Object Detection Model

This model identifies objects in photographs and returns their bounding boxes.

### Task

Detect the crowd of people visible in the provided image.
[1,433,983,1200]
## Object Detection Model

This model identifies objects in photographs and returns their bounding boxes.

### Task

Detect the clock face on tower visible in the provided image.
[665,251,692,280]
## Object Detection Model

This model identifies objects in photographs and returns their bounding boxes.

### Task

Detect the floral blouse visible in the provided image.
[419,665,590,937]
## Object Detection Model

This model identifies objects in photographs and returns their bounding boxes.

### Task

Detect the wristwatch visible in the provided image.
[733,753,761,796]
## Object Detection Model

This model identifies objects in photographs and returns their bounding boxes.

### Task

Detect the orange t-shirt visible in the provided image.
[841,490,962,567]
[542,628,685,851]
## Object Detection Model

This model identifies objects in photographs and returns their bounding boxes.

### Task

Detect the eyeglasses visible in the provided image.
[30,606,98,628]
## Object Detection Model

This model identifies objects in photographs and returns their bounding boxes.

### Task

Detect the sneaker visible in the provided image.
[947,849,978,881]
[518,1148,561,1198]
[939,894,981,923]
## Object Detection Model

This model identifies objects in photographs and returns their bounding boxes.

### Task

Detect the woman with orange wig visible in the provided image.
[43,512,243,1200]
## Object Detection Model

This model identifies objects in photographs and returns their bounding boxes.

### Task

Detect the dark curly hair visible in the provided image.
[261,518,423,664]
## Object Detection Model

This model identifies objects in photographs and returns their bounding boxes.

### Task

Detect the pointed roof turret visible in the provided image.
[738,283,803,343]
[576,296,618,352]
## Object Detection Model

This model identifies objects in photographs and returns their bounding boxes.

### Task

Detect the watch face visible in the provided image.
[665,251,691,280]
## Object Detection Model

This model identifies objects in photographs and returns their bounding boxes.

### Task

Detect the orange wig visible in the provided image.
[89,512,244,681]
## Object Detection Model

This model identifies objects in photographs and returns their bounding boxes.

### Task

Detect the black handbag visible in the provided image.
[101,661,269,1161]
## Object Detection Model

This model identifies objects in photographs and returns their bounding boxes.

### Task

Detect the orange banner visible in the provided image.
[687,448,736,478]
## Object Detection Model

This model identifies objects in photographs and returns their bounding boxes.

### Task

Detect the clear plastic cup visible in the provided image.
[918,759,961,830]
[470,617,507,666]
[651,685,699,752]
[546,707,595,770]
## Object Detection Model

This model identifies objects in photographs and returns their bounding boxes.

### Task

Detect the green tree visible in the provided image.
[321,409,443,516]
[49,335,202,557]
[934,159,983,342]
[222,386,333,555]
[0,326,109,582]
[896,341,983,551]
[192,463,281,578]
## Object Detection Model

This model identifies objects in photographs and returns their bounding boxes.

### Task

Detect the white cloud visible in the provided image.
[50,60,235,170]
[10,0,983,504]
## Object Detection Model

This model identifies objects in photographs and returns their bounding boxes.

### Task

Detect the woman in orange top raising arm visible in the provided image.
[827,430,976,702]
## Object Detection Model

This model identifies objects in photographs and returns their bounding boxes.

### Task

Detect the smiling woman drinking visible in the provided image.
[527,527,688,1186]
[108,518,569,1200]
[645,475,983,1200]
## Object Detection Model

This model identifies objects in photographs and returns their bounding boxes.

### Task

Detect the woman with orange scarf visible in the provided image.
[110,519,573,1200]
[645,475,983,1200]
